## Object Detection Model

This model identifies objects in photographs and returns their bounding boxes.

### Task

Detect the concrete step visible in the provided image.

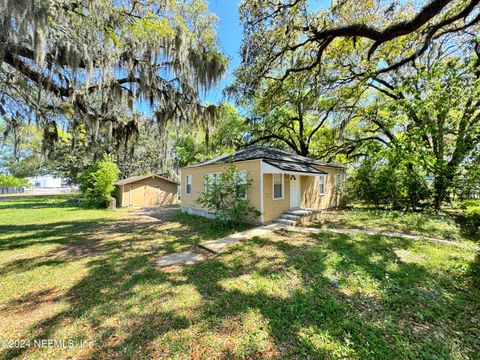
[281,214,301,221]
[274,218,297,226]
[285,209,313,216]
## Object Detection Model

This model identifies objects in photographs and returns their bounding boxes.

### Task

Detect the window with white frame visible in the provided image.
[318,175,326,195]
[273,173,284,199]
[336,174,343,193]
[236,170,247,199]
[185,175,192,195]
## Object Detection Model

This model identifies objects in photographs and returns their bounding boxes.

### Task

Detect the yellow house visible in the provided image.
[115,174,178,207]
[180,147,346,225]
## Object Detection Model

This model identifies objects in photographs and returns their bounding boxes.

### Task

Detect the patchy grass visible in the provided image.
[0,196,479,359]
[312,208,470,241]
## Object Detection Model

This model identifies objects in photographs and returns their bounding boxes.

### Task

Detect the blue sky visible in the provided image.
[136,1,240,113]
[137,1,332,111]
[204,0,331,104]
[204,0,243,104]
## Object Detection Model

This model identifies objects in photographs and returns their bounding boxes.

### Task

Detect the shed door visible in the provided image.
[143,185,162,206]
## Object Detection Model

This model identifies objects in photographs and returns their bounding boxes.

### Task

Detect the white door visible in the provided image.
[290,175,301,208]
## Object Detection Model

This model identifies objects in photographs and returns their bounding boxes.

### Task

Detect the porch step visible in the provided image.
[281,214,301,221]
[274,219,297,226]
[285,209,313,216]
[275,208,322,227]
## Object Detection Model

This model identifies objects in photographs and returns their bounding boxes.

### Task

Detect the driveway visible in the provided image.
[129,204,181,222]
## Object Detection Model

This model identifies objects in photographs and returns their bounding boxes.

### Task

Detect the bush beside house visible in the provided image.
[195,163,260,225]
[78,156,119,207]
[348,158,431,211]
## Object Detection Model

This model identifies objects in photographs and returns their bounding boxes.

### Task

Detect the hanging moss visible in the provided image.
[0,0,227,155]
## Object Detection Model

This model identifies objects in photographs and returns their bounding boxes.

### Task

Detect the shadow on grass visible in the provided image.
[180,233,474,358]
[1,199,478,359]
[451,212,480,242]
[0,207,214,358]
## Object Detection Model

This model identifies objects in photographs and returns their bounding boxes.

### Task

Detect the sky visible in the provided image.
[204,0,243,104]
[204,0,332,104]
[136,0,332,111]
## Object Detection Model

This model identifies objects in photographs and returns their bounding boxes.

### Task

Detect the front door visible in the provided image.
[290,175,301,208]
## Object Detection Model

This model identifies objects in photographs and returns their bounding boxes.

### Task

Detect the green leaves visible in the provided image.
[0,174,30,189]
[195,163,260,224]
[0,0,226,155]
[349,156,432,211]
[78,155,119,208]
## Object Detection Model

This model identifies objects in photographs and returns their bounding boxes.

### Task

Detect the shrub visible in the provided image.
[195,163,260,225]
[78,155,119,207]
[401,170,432,211]
[460,199,480,209]
[349,157,431,211]
[0,175,30,189]
[465,205,480,234]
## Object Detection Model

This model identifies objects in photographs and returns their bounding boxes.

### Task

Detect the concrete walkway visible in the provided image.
[199,223,281,253]
[155,251,206,267]
[282,225,480,250]
[155,223,478,267]
[155,224,281,267]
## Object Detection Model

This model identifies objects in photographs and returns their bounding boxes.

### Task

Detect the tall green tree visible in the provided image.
[172,103,248,168]
[333,50,480,211]
[0,0,226,154]
[237,0,479,95]
[0,119,45,177]
[372,56,479,210]
[237,72,362,158]
[454,148,480,200]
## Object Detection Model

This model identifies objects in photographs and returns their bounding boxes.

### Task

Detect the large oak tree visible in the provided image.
[0,0,226,158]
[236,0,479,94]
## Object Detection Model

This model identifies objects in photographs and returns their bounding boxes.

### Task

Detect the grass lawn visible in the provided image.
[1,196,479,359]
[311,207,474,242]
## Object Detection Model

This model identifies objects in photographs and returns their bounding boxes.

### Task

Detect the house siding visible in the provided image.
[116,177,178,207]
[262,173,291,223]
[300,166,346,209]
[180,159,345,224]
[180,160,262,223]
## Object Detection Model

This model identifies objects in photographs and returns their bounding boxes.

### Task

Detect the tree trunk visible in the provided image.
[433,174,447,212]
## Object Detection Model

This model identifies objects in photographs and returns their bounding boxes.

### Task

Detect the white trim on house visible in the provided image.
[185,174,192,195]
[237,170,248,200]
[318,174,327,195]
[204,172,221,192]
[290,175,301,208]
[272,173,284,200]
[121,184,125,207]
[182,207,215,219]
[260,160,264,223]
[336,174,343,193]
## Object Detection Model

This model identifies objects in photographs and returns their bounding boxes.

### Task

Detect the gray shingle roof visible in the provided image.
[185,146,344,169]
[114,174,178,186]
[263,160,327,175]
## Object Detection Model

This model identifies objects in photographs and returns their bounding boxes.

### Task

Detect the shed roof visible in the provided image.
[114,174,178,186]
[184,146,345,169]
